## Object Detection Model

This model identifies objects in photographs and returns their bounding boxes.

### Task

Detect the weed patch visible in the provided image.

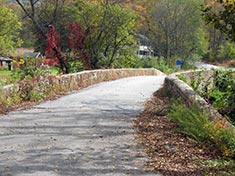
[168,100,235,159]
[178,69,235,125]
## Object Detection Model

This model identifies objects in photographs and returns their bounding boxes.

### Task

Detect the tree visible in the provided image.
[0,4,22,55]
[15,0,78,52]
[77,1,137,69]
[15,0,137,70]
[206,26,226,61]
[149,0,206,62]
[202,0,235,42]
[201,0,235,61]
[15,0,79,73]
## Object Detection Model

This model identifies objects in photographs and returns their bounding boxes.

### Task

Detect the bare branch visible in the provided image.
[15,0,46,35]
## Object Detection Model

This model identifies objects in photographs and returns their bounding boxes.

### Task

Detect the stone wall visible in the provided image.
[56,68,164,90]
[176,70,214,86]
[2,68,165,96]
[163,70,233,127]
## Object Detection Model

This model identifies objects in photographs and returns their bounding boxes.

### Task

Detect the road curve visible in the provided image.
[0,76,165,176]
[194,62,220,69]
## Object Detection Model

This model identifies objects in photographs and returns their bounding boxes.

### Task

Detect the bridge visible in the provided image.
[0,69,165,176]
[0,66,229,175]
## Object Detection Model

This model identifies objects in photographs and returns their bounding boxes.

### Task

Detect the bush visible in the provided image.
[0,74,63,110]
[11,66,50,81]
[218,41,235,61]
[11,57,50,82]
[133,56,177,74]
[65,53,84,73]
[210,70,235,124]
[180,69,235,125]
[17,78,47,101]
[168,100,235,159]
[67,60,84,73]
[168,100,213,143]
[112,54,140,68]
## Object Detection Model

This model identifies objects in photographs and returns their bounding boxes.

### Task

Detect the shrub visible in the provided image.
[134,56,176,74]
[204,70,235,124]
[65,53,84,73]
[17,78,45,101]
[168,100,213,143]
[11,57,50,82]
[0,84,22,113]
[112,54,140,68]
[180,69,235,125]
[168,100,235,159]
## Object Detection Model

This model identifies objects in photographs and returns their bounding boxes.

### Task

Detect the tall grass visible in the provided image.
[168,100,235,159]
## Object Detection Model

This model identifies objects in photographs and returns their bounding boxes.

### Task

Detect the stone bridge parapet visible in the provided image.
[164,69,234,128]
[2,68,165,97]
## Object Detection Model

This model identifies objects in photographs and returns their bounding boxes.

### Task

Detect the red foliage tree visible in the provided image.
[44,23,91,72]
[44,25,68,73]
[67,23,91,69]
[67,23,85,50]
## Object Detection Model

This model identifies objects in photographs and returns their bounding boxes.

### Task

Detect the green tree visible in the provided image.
[77,1,137,69]
[15,0,78,52]
[150,0,206,61]
[0,4,22,55]
[218,40,235,59]
[15,0,80,73]
[201,1,235,61]
[205,26,226,61]
[202,0,235,42]
[16,0,137,70]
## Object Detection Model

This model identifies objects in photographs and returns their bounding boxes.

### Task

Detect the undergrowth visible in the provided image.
[168,100,235,160]
[0,75,69,114]
[178,69,235,125]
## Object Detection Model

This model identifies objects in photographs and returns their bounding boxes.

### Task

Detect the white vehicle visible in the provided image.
[137,45,153,58]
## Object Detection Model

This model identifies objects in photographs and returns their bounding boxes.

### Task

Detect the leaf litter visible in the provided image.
[133,92,234,176]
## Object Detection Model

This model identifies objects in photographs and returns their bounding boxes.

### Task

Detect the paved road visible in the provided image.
[0,76,165,176]
[194,62,220,69]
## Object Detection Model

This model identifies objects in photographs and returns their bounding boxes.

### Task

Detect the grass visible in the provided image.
[0,69,11,82]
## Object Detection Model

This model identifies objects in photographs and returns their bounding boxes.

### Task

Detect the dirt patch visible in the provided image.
[133,93,233,176]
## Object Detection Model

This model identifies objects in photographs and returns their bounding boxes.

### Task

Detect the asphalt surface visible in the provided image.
[0,76,165,176]
[194,62,220,69]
